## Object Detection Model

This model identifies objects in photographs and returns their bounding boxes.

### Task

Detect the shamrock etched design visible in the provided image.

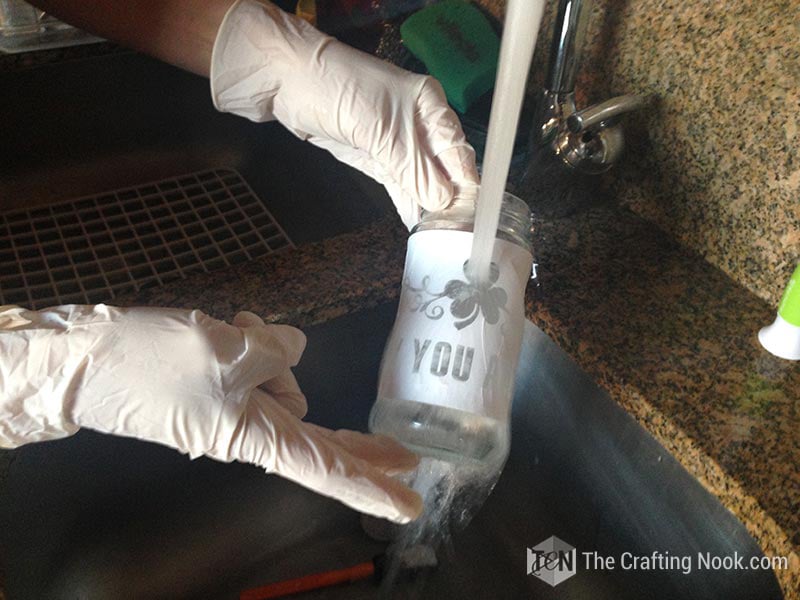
[407,261,508,330]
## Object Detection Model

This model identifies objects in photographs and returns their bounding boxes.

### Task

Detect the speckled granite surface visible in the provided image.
[584,0,800,309]
[99,208,799,597]
[112,216,409,325]
[0,41,125,72]
[478,0,800,308]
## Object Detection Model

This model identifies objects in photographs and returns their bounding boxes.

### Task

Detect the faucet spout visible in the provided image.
[546,0,593,94]
[567,95,645,133]
[532,0,642,176]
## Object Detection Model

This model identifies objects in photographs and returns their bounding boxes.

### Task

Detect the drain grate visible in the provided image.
[0,169,294,309]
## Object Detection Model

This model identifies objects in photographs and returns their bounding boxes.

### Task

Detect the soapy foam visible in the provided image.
[378,456,501,598]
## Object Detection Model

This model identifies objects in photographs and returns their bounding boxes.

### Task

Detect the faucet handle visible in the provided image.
[566,94,645,134]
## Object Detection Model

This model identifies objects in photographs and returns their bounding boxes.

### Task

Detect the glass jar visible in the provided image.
[369,192,534,471]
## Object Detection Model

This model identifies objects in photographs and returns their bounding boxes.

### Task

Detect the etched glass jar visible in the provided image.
[369,192,534,470]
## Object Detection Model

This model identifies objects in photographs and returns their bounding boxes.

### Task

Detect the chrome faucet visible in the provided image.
[535,0,643,174]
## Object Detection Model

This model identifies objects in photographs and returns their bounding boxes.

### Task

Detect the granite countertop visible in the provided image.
[113,206,799,598]
[0,41,125,72]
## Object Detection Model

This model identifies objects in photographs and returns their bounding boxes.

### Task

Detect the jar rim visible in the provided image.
[413,191,534,255]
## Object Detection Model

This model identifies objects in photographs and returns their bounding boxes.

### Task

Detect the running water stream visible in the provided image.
[377,0,547,595]
[467,0,545,285]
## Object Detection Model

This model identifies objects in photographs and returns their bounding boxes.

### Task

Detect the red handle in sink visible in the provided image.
[239,560,375,600]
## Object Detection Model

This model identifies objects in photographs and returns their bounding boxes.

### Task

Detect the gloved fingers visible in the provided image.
[434,146,481,195]
[249,388,416,475]
[230,313,307,390]
[233,312,307,357]
[374,76,480,219]
[232,311,266,328]
[248,389,418,479]
[276,428,424,523]
[382,179,423,230]
[0,305,33,329]
[234,312,306,419]
[402,76,479,211]
[253,375,307,419]
[381,129,454,217]
[415,78,480,187]
[251,395,422,523]
[304,423,419,475]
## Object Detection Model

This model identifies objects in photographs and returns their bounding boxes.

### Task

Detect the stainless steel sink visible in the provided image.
[0,51,392,244]
[0,302,783,599]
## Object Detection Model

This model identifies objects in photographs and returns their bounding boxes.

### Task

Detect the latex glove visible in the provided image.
[210,0,479,229]
[0,304,422,523]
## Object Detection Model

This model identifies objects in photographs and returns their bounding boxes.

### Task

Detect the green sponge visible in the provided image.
[401,0,500,114]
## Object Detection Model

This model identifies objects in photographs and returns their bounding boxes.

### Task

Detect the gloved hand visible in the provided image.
[210,0,479,229]
[0,304,422,523]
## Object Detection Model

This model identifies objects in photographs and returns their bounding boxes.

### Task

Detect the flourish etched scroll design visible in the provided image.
[407,261,508,330]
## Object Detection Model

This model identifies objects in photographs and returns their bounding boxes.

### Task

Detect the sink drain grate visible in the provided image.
[0,168,293,309]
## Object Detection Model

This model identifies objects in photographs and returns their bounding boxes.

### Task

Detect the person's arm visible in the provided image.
[27,0,232,76]
[0,304,422,523]
[28,0,479,229]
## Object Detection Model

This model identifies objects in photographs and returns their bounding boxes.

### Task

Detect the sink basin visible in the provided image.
[0,302,783,599]
[0,51,392,244]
